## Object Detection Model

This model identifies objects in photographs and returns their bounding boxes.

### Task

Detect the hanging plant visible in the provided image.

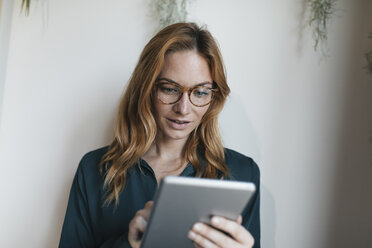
[307,0,337,53]
[366,32,372,75]
[150,0,191,30]
[21,0,31,15]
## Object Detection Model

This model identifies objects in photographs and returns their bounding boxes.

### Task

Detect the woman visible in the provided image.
[59,22,260,248]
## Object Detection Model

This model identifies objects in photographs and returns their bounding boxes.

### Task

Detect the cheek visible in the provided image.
[153,100,171,120]
[152,100,163,123]
[153,97,164,114]
[195,106,209,121]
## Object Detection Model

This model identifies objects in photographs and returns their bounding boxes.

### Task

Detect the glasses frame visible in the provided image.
[154,78,219,107]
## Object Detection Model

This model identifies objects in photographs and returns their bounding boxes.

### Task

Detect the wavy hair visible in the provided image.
[99,22,230,206]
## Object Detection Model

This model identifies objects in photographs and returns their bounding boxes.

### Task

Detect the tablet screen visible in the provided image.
[140,176,256,248]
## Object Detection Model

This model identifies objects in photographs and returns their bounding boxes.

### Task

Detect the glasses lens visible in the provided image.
[190,86,213,106]
[157,83,181,104]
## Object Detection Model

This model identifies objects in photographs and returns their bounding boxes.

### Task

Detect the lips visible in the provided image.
[167,118,191,129]
[170,119,189,124]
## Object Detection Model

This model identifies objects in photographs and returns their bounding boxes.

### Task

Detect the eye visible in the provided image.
[158,84,180,95]
[192,87,211,98]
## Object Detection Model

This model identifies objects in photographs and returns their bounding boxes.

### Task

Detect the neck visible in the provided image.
[144,135,188,160]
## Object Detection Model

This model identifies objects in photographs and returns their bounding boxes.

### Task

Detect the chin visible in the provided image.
[165,130,192,141]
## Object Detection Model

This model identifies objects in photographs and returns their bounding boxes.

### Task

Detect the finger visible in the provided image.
[144,201,153,209]
[191,222,242,248]
[136,205,152,221]
[142,201,154,218]
[128,215,147,247]
[135,215,147,233]
[193,243,203,248]
[128,203,153,248]
[210,216,254,246]
[188,229,220,248]
[128,202,153,237]
[237,215,242,225]
[129,215,147,234]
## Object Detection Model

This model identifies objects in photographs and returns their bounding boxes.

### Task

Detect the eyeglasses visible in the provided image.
[154,78,218,107]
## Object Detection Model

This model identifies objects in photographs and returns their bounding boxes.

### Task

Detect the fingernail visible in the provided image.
[211,216,221,224]
[140,216,147,226]
[188,230,196,239]
[193,223,203,231]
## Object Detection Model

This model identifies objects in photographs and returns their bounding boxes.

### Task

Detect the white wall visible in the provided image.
[0,0,13,124]
[0,0,371,247]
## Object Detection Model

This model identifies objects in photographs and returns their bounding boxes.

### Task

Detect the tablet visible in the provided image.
[140,176,256,248]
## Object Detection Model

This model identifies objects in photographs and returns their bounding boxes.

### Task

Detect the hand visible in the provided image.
[188,215,255,248]
[128,201,153,248]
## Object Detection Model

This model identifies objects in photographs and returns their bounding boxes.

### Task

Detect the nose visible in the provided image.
[173,92,191,115]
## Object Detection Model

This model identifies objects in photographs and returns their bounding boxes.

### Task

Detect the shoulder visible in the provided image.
[80,146,109,165]
[224,148,260,182]
[76,146,109,177]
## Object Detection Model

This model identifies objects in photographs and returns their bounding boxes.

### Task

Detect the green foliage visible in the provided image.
[307,0,337,52]
[21,0,31,15]
[151,0,190,30]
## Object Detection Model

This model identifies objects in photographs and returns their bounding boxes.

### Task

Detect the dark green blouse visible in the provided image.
[59,146,260,247]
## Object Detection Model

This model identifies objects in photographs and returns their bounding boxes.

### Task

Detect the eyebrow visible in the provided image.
[157,77,213,87]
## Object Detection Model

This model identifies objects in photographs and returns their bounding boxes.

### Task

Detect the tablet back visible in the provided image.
[140,176,256,248]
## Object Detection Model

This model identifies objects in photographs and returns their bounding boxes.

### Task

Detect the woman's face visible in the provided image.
[153,50,212,143]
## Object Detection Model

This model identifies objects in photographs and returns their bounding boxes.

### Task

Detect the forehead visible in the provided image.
[159,50,212,87]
